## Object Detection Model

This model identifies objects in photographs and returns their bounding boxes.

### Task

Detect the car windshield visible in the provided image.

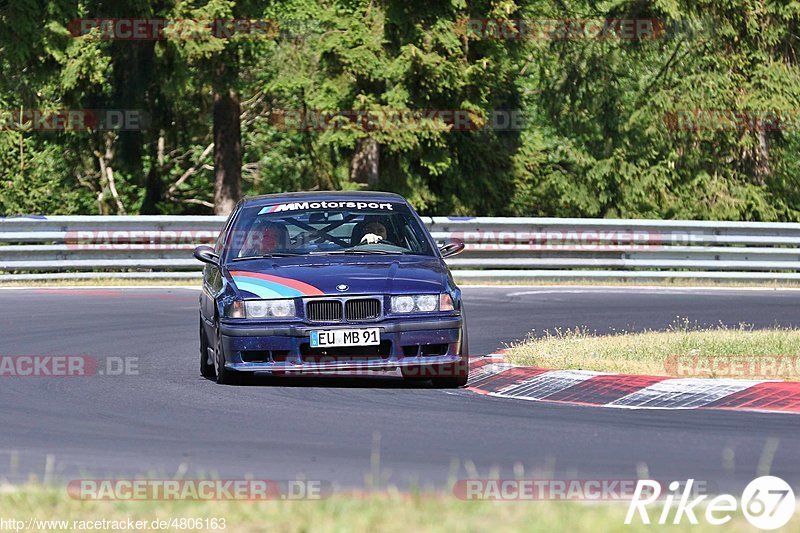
[227,200,435,260]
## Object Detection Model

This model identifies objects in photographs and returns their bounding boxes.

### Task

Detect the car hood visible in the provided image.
[225,256,447,299]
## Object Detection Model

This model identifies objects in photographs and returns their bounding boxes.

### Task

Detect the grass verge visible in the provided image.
[504,321,800,380]
[0,485,761,532]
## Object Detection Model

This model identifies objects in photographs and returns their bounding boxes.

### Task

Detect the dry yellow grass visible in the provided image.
[504,321,800,380]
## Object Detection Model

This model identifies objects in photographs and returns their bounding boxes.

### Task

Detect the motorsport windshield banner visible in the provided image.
[259,200,398,214]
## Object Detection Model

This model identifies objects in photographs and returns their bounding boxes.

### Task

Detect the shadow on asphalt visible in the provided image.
[203,374,449,389]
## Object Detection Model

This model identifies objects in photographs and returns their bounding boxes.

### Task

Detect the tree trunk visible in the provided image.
[140,130,164,214]
[350,138,379,186]
[213,61,242,215]
[753,129,770,185]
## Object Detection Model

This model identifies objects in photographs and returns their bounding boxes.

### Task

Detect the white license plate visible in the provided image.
[310,328,380,348]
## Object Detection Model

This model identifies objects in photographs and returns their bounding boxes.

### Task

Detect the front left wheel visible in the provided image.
[431,323,469,388]
[214,325,247,385]
[200,318,216,378]
[431,308,470,388]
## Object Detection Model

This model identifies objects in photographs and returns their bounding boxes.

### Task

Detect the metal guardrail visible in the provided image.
[2,215,800,281]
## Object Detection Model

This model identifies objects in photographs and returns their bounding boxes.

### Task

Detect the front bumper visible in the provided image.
[218,316,463,374]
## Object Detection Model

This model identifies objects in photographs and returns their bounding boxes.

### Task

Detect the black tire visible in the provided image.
[431,311,469,388]
[401,365,431,381]
[214,324,245,385]
[200,317,216,378]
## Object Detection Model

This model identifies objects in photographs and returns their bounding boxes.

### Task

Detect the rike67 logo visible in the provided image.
[626,476,795,530]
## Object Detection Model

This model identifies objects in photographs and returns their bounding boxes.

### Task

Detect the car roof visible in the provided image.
[241,190,406,208]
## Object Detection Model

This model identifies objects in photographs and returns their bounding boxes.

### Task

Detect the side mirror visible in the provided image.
[438,238,465,258]
[193,245,219,266]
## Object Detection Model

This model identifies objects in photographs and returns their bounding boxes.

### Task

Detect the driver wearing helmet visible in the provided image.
[354,221,388,245]
[239,219,290,257]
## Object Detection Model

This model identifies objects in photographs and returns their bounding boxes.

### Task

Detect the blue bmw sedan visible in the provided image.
[193,191,468,386]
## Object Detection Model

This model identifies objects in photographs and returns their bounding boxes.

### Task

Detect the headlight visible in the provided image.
[391,296,415,313]
[415,294,438,312]
[234,299,296,318]
[391,294,453,313]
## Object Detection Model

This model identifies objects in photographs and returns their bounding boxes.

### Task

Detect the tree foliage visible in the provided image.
[2,0,800,219]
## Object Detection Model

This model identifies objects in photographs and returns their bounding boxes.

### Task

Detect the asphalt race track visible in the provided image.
[1,286,800,493]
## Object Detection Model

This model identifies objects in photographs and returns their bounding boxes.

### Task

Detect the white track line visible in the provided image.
[607,378,766,409]
[495,369,607,400]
